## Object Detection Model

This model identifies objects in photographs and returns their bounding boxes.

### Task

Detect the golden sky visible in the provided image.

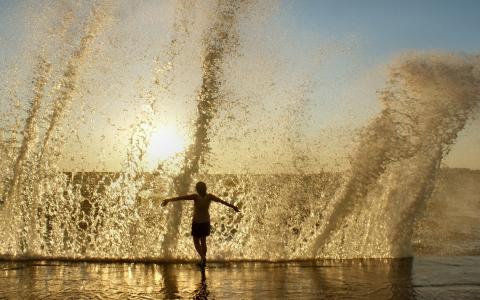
[1,1,479,173]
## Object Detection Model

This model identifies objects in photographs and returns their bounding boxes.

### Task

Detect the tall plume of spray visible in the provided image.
[0,2,109,254]
[313,54,480,258]
[107,1,194,256]
[0,0,77,207]
[1,59,51,253]
[122,0,193,181]
[125,0,194,178]
[2,59,51,205]
[162,0,245,255]
[38,5,108,163]
[2,1,480,261]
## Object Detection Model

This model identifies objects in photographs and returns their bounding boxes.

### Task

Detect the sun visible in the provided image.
[147,125,187,168]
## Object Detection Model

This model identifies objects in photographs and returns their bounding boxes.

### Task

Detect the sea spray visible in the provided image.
[1,2,479,262]
[39,5,108,163]
[314,53,480,258]
[107,0,200,258]
[0,2,109,256]
[0,58,52,254]
[162,0,246,255]
[3,58,51,204]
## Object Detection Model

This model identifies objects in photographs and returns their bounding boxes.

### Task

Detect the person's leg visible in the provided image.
[200,236,207,259]
[193,236,203,258]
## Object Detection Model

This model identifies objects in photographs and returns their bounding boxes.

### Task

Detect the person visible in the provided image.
[161,181,240,267]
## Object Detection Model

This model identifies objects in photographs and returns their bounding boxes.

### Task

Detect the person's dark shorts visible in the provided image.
[191,222,211,237]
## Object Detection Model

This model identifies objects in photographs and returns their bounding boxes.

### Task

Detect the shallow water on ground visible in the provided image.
[1,256,479,299]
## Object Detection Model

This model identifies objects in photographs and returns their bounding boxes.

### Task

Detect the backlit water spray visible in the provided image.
[0,1,479,261]
[163,0,246,257]
[314,54,480,258]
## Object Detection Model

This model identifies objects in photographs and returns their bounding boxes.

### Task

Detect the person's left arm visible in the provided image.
[210,194,240,212]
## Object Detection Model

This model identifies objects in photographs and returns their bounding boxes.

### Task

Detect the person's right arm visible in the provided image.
[161,194,196,207]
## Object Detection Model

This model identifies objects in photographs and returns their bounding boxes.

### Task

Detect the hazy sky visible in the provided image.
[280,0,480,170]
[0,0,479,172]
[290,0,480,53]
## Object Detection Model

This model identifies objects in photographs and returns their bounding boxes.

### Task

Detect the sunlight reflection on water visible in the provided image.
[1,257,479,299]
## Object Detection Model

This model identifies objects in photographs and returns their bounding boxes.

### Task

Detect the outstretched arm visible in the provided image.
[161,194,196,207]
[211,194,240,212]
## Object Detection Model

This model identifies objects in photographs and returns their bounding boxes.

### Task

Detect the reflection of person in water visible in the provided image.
[193,267,208,299]
[162,181,240,267]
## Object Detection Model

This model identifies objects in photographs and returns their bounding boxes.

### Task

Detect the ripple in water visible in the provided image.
[0,1,479,261]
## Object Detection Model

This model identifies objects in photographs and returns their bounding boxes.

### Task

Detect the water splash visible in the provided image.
[314,54,480,258]
[0,2,109,255]
[0,1,479,262]
[120,0,197,257]
[39,5,109,163]
[3,58,51,207]
[163,0,246,255]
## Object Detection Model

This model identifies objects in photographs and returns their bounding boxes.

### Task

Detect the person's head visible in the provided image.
[195,181,207,196]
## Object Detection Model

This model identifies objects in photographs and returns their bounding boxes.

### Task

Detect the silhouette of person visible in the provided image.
[161,181,240,267]
[193,267,209,299]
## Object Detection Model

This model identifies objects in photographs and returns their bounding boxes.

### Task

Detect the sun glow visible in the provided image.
[147,125,187,168]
